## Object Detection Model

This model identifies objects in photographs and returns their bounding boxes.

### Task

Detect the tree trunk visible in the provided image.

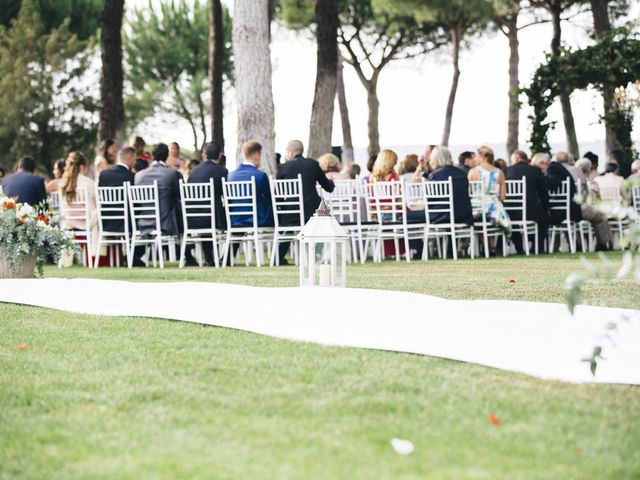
[550,5,579,157]
[336,60,354,165]
[589,0,615,155]
[99,0,125,145]
[506,15,519,157]
[209,0,225,149]
[233,0,276,174]
[307,0,338,160]
[366,74,380,158]
[441,26,461,147]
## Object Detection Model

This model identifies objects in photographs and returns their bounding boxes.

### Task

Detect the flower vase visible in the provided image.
[0,252,37,279]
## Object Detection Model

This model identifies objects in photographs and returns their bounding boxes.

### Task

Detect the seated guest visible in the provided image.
[506,150,549,254]
[345,162,361,179]
[426,146,473,225]
[495,158,507,172]
[135,143,182,237]
[277,139,335,221]
[398,154,419,184]
[97,148,137,256]
[555,151,585,183]
[319,153,350,181]
[468,146,511,238]
[130,135,151,164]
[60,152,100,261]
[594,162,628,211]
[2,156,47,206]
[133,158,148,174]
[46,159,66,194]
[583,151,599,181]
[228,140,273,228]
[411,145,436,183]
[370,149,399,182]
[631,159,640,178]
[166,142,186,171]
[611,149,631,178]
[184,159,200,181]
[538,152,612,250]
[457,151,475,173]
[188,141,228,230]
[94,138,116,178]
[361,155,377,184]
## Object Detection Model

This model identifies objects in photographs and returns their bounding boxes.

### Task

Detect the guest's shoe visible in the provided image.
[278,257,289,266]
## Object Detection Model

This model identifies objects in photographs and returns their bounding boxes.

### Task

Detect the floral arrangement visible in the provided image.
[0,194,76,276]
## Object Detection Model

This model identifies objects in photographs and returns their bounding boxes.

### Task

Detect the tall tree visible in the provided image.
[0,0,97,174]
[99,0,125,144]
[342,1,445,157]
[531,0,583,157]
[588,0,629,155]
[209,0,225,148]
[125,0,232,153]
[233,0,276,174]
[307,0,339,160]
[337,59,355,164]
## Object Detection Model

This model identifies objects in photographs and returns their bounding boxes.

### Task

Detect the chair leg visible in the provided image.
[270,232,279,267]
[550,228,556,253]
[94,237,102,268]
[179,234,187,268]
[255,238,262,267]
[451,228,458,261]
[524,226,530,256]
[158,236,165,269]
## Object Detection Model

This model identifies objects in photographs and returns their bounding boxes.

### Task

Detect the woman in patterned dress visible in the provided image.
[468,146,511,241]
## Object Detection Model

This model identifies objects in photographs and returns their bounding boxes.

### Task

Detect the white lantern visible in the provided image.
[297,198,349,287]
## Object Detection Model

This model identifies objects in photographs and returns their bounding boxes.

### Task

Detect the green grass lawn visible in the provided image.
[1,253,639,479]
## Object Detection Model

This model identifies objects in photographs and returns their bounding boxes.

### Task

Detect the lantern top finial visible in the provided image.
[315,197,331,217]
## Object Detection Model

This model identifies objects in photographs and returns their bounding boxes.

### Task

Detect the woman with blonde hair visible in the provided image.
[468,146,511,247]
[318,153,350,180]
[59,151,100,264]
[369,149,398,182]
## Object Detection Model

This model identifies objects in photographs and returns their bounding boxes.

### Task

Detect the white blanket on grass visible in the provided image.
[1,278,638,385]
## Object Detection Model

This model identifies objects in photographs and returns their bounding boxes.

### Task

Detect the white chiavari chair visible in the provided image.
[58,188,92,267]
[95,184,130,268]
[269,175,304,266]
[504,178,538,255]
[548,177,577,254]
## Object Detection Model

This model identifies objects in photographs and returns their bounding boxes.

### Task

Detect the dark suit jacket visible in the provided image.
[227,163,273,227]
[2,171,47,207]
[134,162,182,236]
[276,154,335,221]
[187,159,228,230]
[505,161,549,224]
[428,166,473,225]
[97,164,135,233]
[545,161,581,223]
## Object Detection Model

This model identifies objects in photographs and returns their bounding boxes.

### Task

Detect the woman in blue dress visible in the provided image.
[468,146,511,238]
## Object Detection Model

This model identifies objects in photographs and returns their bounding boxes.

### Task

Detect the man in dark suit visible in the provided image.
[275,140,335,263]
[506,150,549,254]
[276,140,335,222]
[188,141,228,230]
[185,141,228,265]
[134,143,182,237]
[2,156,47,207]
[98,147,136,233]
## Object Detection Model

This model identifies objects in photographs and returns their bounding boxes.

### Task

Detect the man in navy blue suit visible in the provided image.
[227,140,273,228]
[188,141,228,230]
[2,156,47,207]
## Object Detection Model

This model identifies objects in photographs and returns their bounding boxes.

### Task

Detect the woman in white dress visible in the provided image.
[60,152,101,263]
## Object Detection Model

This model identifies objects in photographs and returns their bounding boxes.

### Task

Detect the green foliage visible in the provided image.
[0,196,77,275]
[0,0,101,40]
[0,0,98,175]
[124,0,233,153]
[524,29,640,159]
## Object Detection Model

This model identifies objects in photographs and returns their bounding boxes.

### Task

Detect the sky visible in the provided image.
[130,0,640,166]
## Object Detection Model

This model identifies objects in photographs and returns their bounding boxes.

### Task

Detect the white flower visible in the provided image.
[15,203,33,220]
[390,438,415,455]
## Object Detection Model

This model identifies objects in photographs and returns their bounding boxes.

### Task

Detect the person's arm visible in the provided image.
[467,168,478,182]
[535,171,549,209]
[316,163,335,192]
[544,165,561,191]
[498,170,506,203]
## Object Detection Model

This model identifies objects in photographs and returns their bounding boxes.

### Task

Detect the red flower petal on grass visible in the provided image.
[508,279,516,285]
[488,413,501,426]
[573,447,582,457]
[15,343,28,349]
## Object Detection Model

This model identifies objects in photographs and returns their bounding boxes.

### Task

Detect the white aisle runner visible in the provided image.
[0,278,638,385]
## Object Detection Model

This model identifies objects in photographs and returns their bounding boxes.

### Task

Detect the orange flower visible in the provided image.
[15,343,28,349]
[508,279,516,285]
[2,198,16,210]
[488,413,501,426]
[36,213,50,225]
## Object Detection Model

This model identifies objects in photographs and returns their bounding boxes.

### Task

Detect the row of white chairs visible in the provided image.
[48,177,640,269]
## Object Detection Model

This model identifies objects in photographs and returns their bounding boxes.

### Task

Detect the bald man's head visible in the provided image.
[285,140,304,160]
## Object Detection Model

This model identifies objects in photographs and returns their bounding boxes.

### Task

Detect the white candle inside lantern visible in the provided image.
[319,264,331,287]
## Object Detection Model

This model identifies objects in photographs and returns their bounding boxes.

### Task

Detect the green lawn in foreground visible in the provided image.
[1,253,639,479]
